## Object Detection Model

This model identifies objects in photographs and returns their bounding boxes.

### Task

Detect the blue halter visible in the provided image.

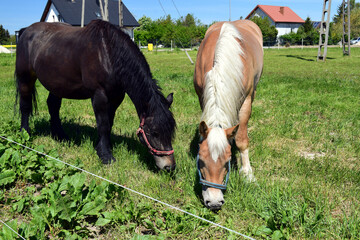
[197,154,231,190]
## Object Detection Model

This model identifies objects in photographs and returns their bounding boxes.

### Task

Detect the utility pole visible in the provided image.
[342,0,351,56]
[81,0,85,27]
[229,0,231,21]
[104,0,108,21]
[317,0,332,61]
[99,0,108,21]
[119,0,123,27]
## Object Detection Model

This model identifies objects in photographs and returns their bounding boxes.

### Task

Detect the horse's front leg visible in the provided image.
[92,89,115,164]
[47,93,68,141]
[235,95,255,182]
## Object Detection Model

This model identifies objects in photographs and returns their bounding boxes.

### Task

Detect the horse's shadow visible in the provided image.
[33,118,159,172]
[189,126,239,203]
[282,54,335,62]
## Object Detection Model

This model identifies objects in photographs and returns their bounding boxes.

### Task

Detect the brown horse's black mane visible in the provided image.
[78,20,176,139]
[92,20,175,139]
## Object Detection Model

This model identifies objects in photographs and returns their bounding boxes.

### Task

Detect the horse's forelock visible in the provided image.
[207,127,228,162]
[149,89,176,140]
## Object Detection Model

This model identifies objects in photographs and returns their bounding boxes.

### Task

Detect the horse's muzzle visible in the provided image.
[154,154,176,171]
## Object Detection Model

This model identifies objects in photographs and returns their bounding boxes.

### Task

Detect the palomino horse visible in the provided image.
[194,20,263,210]
[15,20,176,170]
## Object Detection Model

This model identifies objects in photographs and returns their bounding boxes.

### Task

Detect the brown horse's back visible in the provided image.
[16,22,106,99]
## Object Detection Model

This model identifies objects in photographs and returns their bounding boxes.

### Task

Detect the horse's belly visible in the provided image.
[39,79,93,99]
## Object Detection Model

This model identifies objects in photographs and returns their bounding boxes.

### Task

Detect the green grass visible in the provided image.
[1,47,360,239]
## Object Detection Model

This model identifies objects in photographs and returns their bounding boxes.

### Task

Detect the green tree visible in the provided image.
[331,3,360,43]
[183,13,196,27]
[333,0,360,24]
[295,17,319,45]
[0,25,10,44]
[302,17,313,33]
[250,16,278,44]
[134,14,207,48]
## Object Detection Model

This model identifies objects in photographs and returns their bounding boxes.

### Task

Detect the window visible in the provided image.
[94,12,102,18]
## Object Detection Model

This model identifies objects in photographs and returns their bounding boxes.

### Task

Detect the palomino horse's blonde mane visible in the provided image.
[201,22,245,129]
[201,22,246,162]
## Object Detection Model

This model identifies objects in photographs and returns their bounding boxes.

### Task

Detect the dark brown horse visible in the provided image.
[15,20,176,170]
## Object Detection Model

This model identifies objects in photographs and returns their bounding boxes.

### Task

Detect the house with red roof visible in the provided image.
[246,5,305,37]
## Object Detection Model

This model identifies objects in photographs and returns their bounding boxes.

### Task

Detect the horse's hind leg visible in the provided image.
[92,89,115,164]
[17,73,36,134]
[235,95,255,182]
[47,93,68,141]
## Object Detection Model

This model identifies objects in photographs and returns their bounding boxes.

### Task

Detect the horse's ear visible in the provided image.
[166,93,173,108]
[225,124,239,139]
[199,121,209,139]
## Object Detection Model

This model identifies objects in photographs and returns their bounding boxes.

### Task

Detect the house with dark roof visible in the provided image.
[246,5,305,37]
[41,0,139,40]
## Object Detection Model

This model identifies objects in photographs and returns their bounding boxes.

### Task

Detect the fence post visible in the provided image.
[302,39,303,49]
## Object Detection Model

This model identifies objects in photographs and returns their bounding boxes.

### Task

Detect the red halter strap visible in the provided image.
[136,118,174,156]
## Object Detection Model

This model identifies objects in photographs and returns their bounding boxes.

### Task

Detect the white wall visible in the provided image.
[122,27,135,41]
[45,4,63,23]
[275,23,303,36]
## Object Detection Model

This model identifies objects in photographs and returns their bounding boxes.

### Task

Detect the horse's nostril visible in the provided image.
[219,200,225,205]
[205,201,210,206]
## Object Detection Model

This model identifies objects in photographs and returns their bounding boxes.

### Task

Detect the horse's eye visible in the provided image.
[152,131,159,138]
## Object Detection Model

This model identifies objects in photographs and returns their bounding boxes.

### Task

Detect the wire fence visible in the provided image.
[0,135,256,240]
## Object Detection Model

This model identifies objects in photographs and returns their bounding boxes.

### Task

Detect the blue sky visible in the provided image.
[0,0,348,35]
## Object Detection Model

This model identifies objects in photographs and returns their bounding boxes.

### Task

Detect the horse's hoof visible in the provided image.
[240,168,256,182]
[101,156,116,165]
[52,132,69,142]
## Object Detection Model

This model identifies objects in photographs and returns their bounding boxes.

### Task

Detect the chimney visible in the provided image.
[280,7,284,15]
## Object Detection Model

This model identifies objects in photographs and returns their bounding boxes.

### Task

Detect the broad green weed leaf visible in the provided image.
[11,151,21,165]
[70,173,86,191]
[271,230,284,240]
[79,195,106,216]
[59,175,71,192]
[95,217,112,226]
[254,225,273,236]
[0,170,16,186]
[13,198,26,213]
[0,148,13,167]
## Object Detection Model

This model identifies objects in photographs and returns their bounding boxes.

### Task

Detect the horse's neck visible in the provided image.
[124,76,157,119]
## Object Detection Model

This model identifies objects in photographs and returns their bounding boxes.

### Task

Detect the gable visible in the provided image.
[41,0,139,27]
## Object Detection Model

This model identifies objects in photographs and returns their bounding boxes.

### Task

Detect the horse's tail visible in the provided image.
[202,22,245,128]
[14,27,38,115]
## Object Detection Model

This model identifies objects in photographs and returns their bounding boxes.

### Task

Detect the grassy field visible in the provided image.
[0,47,360,239]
